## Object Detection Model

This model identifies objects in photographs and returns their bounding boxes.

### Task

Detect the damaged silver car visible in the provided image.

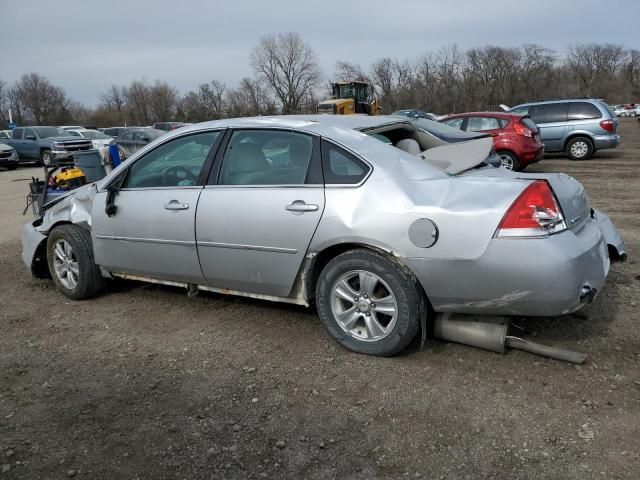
[22,115,626,356]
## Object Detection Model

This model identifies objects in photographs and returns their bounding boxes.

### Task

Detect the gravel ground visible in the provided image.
[1,119,639,479]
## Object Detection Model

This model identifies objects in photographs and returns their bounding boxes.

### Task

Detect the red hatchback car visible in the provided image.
[440,112,544,171]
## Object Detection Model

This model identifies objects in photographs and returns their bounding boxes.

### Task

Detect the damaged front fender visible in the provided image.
[21,184,100,277]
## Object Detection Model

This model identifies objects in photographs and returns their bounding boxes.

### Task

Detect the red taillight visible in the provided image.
[513,121,533,137]
[497,180,566,237]
[599,119,615,132]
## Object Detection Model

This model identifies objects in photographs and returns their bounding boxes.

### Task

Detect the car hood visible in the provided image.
[0,143,14,152]
[47,136,91,143]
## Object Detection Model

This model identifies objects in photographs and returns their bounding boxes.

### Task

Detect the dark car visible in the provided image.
[392,109,437,121]
[396,116,503,168]
[440,112,544,171]
[117,128,165,159]
[153,122,187,131]
[101,127,130,139]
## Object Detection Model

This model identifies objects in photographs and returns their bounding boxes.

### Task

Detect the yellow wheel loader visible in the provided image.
[317,81,382,115]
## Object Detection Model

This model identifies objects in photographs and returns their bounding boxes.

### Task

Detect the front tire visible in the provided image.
[316,249,421,356]
[497,151,521,171]
[41,150,53,166]
[47,224,105,300]
[566,137,593,160]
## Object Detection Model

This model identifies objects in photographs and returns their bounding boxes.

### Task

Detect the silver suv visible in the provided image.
[509,99,620,160]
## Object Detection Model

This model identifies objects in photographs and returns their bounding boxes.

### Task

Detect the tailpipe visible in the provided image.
[433,313,587,364]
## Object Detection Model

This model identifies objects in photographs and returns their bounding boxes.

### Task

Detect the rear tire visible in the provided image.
[497,151,521,171]
[47,224,105,300]
[566,137,593,161]
[316,249,421,356]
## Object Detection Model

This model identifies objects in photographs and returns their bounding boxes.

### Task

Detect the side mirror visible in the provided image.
[25,135,36,140]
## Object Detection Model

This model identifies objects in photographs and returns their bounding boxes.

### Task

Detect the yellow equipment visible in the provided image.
[317,81,382,116]
[55,167,86,190]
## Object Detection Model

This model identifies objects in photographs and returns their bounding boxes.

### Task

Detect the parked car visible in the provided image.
[153,122,187,131]
[440,112,544,171]
[392,109,438,121]
[0,129,12,142]
[22,115,625,357]
[393,116,503,167]
[59,125,86,131]
[6,126,93,165]
[101,127,129,139]
[0,143,19,170]
[116,128,165,159]
[68,129,114,149]
[509,99,620,160]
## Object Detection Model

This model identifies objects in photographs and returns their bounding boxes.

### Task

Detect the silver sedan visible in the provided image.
[22,115,625,356]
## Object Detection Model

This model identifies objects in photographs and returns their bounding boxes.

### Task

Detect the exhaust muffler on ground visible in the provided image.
[433,313,587,364]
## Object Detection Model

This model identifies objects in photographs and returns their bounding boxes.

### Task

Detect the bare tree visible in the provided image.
[126,79,152,125]
[250,32,322,114]
[100,85,128,124]
[12,73,68,124]
[148,80,179,121]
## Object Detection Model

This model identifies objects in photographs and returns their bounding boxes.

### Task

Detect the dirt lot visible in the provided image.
[1,120,639,480]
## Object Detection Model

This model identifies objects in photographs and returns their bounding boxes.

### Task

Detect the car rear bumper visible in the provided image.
[406,210,624,317]
[593,134,620,150]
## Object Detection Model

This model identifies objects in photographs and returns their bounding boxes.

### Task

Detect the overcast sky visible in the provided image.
[1,0,638,105]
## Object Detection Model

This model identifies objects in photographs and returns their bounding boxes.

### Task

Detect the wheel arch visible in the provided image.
[303,242,432,309]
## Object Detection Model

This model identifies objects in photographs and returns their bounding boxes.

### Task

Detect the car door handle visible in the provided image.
[164,201,189,211]
[285,201,319,212]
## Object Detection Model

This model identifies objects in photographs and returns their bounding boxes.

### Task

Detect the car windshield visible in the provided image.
[81,130,109,139]
[34,127,72,138]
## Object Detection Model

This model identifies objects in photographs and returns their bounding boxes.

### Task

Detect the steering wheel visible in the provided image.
[162,165,198,186]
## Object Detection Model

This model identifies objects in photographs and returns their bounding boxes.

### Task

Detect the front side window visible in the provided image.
[12,128,23,140]
[466,116,501,132]
[443,118,464,130]
[123,131,220,188]
[218,130,314,186]
[321,140,370,185]
[120,132,134,141]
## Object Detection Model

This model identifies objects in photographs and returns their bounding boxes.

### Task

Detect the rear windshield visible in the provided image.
[520,117,539,132]
[408,117,467,138]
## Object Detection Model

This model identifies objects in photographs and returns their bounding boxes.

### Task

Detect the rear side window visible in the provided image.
[466,116,501,131]
[529,103,568,124]
[568,102,602,120]
[321,140,370,185]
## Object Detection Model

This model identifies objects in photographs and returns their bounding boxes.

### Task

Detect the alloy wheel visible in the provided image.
[330,270,398,342]
[52,239,79,290]
[570,141,589,159]
[499,154,514,170]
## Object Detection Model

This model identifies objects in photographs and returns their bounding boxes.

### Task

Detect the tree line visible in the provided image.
[1,34,639,127]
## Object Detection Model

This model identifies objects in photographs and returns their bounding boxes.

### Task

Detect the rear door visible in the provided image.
[196,129,325,297]
[528,103,568,151]
[10,128,25,157]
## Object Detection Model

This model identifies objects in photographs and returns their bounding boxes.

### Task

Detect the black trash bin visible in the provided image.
[73,151,107,183]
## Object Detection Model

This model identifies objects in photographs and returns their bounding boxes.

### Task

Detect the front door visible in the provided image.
[92,130,222,283]
[196,129,325,297]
